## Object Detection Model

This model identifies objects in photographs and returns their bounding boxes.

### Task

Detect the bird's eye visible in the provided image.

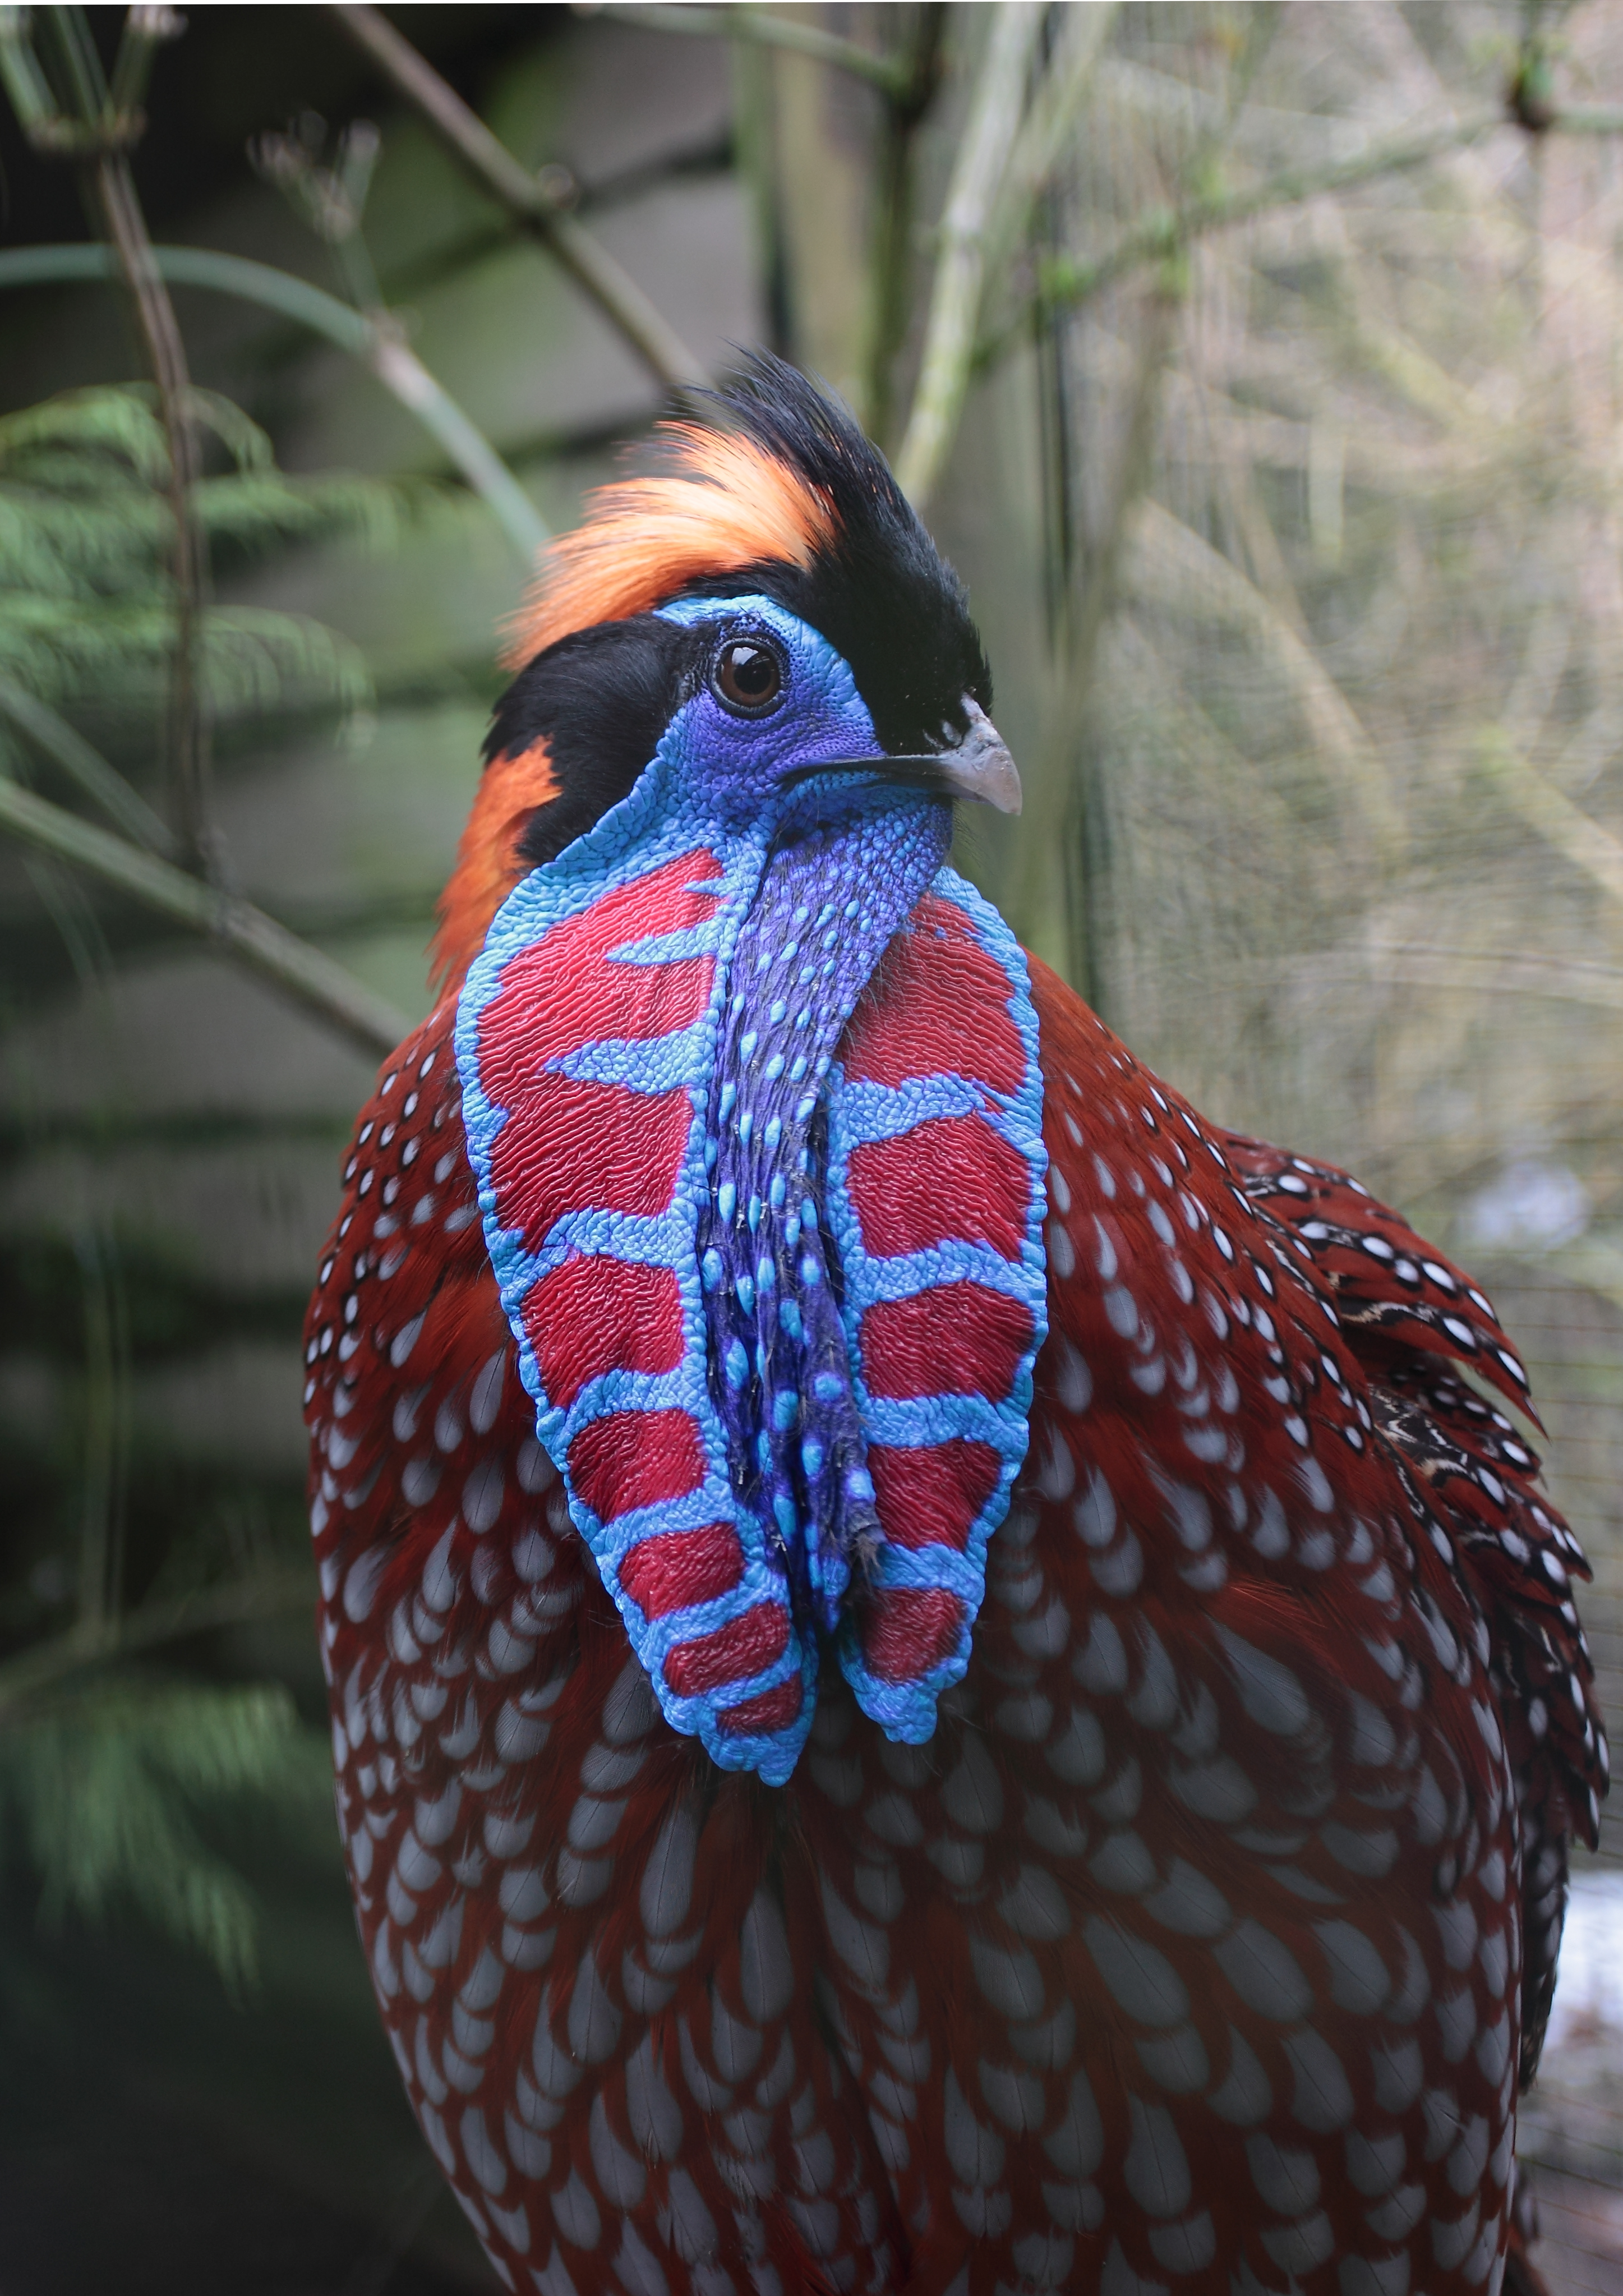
[712,638,785,717]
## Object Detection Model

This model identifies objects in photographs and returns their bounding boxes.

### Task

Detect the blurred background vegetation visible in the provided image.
[1,3,1621,2289]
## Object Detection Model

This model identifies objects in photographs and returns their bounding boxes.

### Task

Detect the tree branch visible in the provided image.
[0,676,178,855]
[575,2,914,100]
[0,776,410,1059]
[0,242,550,563]
[895,3,1045,511]
[330,3,709,397]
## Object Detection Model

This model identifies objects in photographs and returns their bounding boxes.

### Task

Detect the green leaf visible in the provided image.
[0,1673,325,1990]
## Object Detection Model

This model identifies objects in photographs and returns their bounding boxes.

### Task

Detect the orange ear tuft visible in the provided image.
[430,739,561,995]
[500,426,833,670]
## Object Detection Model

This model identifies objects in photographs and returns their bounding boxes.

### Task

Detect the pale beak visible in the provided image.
[926,697,1022,816]
[794,694,1023,816]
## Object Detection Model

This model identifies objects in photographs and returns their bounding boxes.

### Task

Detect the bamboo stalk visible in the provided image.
[982,3,1119,284]
[0,776,410,1058]
[860,3,947,450]
[895,3,1045,511]
[0,242,550,563]
[330,3,708,397]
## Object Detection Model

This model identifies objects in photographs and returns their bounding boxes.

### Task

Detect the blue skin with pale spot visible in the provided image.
[457,596,1047,1782]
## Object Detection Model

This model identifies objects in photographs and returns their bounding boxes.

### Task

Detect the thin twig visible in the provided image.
[0,675,178,855]
[0,1568,313,1720]
[13,6,214,862]
[52,12,214,869]
[1542,104,1623,135]
[0,243,550,563]
[0,775,410,1058]
[330,3,708,396]
[575,2,913,100]
[367,325,550,561]
[1129,500,1404,861]
[895,3,1045,510]
[1300,944,1623,1014]
[980,104,1507,365]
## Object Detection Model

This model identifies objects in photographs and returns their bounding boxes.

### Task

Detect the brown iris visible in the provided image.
[712,637,784,716]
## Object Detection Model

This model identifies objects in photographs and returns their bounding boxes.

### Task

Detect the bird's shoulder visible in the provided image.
[1219,1133,1605,1816]
[1023,957,1607,2083]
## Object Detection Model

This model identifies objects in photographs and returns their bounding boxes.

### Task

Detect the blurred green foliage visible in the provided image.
[0,384,394,749]
[2,1673,322,1991]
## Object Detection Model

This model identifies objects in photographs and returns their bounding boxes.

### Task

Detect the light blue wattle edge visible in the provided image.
[456,778,1050,1783]
[825,867,1049,1742]
[455,744,819,1788]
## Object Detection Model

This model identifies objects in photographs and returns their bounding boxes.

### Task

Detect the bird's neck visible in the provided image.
[697,798,951,1634]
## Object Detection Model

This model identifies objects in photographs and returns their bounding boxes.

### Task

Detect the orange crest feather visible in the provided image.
[500,425,834,669]
[436,415,836,993]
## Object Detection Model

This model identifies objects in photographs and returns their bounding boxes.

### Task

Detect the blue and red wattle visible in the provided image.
[455,713,1048,1783]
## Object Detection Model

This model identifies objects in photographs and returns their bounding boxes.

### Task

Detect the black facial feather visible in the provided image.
[484,357,993,862]
[489,616,707,868]
[681,352,993,756]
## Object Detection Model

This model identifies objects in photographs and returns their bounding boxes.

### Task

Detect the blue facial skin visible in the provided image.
[654,591,901,827]
[655,596,953,1637]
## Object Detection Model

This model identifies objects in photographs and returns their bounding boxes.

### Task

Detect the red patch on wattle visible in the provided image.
[525,1253,685,1409]
[478,847,722,1251]
[717,1677,805,1735]
[862,1282,1032,1404]
[569,1408,705,1522]
[868,1439,1003,1552]
[620,1522,744,1619]
[847,1113,1029,1259]
[492,1073,692,1248]
[859,1587,964,1682]
[481,846,722,1071]
[663,1603,789,1696]
[841,895,1025,1095]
